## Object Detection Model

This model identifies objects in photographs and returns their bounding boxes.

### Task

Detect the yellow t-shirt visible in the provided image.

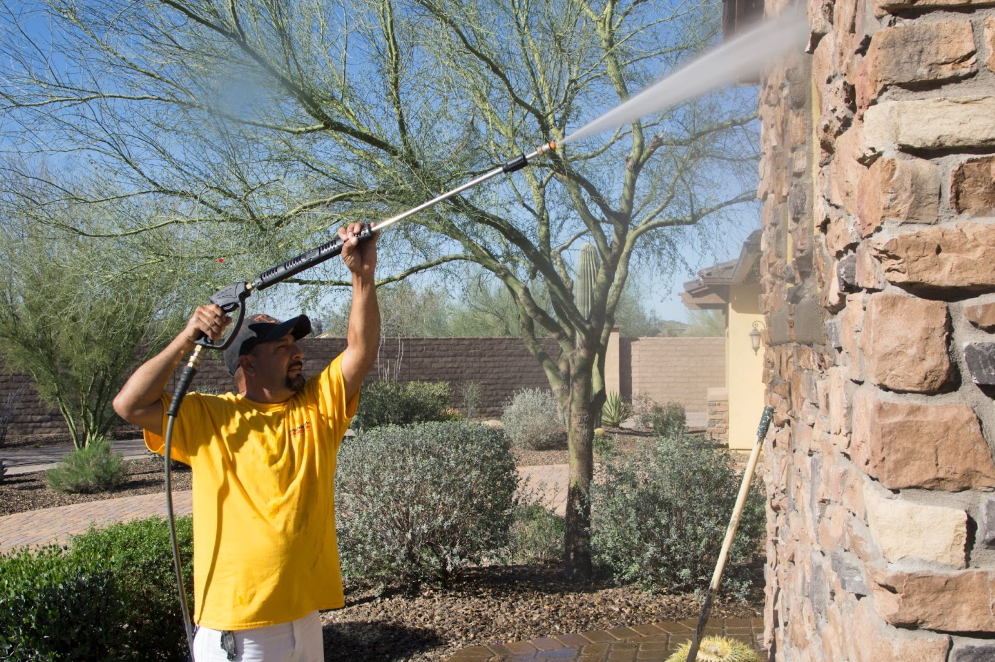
[145,354,358,630]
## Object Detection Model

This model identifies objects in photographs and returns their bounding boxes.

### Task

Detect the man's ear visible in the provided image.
[233,366,246,392]
[239,354,256,377]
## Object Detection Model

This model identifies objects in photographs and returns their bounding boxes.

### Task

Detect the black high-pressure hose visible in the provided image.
[163,143,556,660]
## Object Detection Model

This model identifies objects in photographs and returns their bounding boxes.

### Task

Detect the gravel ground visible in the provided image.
[322,564,762,662]
[0,429,653,516]
[0,456,191,516]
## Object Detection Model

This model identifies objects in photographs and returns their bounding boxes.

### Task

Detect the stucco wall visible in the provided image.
[727,283,766,449]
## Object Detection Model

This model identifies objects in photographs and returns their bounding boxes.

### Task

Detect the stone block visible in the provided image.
[828,367,853,435]
[856,22,976,109]
[980,496,995,548]
[964,342,995,386]
[857,157,939,236]
[855,243,884,291]
[795,297,828,345]
[837,254,858,293]
[864,97,995,153]
[825,209,860,256]
[954,643,995,662]
[964,302,995,331]
[770,307,791,345]
[874,0,995,16]
[850,388,995,490]
[869,567,995,632]
[852,599,951,662]
[825,319,842,350]
[864,484,967,567]
[840,295,865,381]
[829,126,865,216]
[863,293,951,392]
[875,223,995,291]
[831,550,869,596]
[951,156,995,217]
[987,18,995,73]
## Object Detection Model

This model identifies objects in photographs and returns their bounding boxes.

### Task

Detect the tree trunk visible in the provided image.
[563,370,596,580]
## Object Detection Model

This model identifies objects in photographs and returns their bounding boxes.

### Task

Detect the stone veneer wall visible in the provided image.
[707,387,731,444]
[759,0,995,659]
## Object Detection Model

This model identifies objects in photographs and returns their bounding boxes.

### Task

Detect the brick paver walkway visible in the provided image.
[446,618,765,661]
[0,491,193,553]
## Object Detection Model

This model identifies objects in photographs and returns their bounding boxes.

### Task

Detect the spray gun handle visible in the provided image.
[194,281,251,350]
[250,224,374,292]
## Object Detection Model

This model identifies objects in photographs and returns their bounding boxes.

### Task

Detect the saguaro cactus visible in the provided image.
[576,243,600,320]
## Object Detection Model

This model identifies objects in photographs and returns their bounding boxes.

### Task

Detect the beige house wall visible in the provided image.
[727,284,765,449]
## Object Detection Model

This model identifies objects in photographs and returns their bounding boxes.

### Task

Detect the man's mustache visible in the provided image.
[289,361,304,371]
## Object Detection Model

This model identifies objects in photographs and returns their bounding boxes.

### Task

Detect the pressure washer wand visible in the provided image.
[684,405,773,662]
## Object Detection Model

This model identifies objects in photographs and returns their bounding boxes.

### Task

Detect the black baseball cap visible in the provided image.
[223,313,312,375]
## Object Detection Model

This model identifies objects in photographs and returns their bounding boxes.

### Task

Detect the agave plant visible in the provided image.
[601,391,632,428]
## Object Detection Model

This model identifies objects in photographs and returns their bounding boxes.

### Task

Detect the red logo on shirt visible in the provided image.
[289,422,312,437]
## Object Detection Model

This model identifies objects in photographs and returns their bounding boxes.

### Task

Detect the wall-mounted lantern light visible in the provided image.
[749,321,766,355]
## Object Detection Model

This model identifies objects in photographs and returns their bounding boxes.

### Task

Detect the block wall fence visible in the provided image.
[760,0,995,658]
[0,335,724,439]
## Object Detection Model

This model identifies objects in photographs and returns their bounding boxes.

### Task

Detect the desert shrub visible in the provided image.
[601,391,632,427]
[457,381,482,420]
[352,380,453,431]
[591,432,765,597]
[337,421,518,588]
[649,401,687,437]
[69,517,194,661]
[501,388,565,450]
[593,430,617,456]
[501,505,564,565]
[0,545,121,662]
[46,437,126,494]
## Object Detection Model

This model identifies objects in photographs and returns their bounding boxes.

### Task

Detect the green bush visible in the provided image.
[591,433,765,597]
[501,505,564,565]
[352,380,453,430]
[601,391,632,427]
[46,437,126,494]
[501,388,565,450]
[649,401,687,437]
[70,517,194,661]
[0,517,194,662]
[336,421,518,588]
[0,545,121,662]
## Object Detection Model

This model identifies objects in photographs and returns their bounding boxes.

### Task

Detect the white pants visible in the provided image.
[192,611,324,662]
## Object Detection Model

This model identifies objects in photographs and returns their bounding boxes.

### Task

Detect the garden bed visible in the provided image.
[0,456,191,516]
[322,563,762,662]
[0,430,659,517]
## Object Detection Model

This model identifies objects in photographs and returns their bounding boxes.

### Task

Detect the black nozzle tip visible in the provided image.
[502,153,528,173]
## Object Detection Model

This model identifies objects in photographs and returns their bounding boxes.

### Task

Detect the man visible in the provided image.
[113,223,379,662]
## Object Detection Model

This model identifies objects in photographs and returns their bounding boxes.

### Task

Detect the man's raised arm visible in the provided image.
[338,222,380,400]
[113,305,231,435]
